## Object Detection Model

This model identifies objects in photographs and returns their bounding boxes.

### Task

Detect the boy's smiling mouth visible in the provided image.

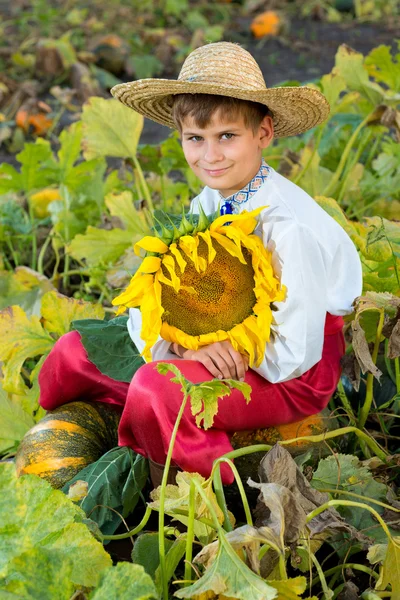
[203,166,231,176]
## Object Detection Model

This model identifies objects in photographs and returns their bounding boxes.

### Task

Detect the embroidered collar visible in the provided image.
[219,158,272,215]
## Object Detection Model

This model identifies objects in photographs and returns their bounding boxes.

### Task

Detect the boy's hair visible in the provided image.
[172,93,272,134]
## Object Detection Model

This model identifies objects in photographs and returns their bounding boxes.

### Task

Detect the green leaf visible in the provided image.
[0,382,35,454]
[0,163,22,194]
[149,471,225,544]
[72,317,145,382]
[63,447,148,535]
[105,191,150,234]
[311,454,388,542]
[189,378,252,431]
[154,535,187,594]
[82,97,143,160]
[128,55,164,79]
[365,45,400,93]
[0,305,54,394]
[17,139,56,193]
[41,290,105,338]
[68,226,135,266]
[132,532,174,578]
[3,547,75,599]
[57,121,83,179]
[0,463,112,593]
[90,562,157,600]
[334,44,384,107]
[175,529,277,600]
[376,537,400,597]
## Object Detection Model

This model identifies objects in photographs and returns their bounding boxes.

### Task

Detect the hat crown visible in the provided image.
[178,42,267,90]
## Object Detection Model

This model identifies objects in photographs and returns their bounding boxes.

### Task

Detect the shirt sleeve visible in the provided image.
[127,308,177,362]
[252,223,330,383]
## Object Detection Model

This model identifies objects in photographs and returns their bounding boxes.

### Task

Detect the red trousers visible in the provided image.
[39,314,344,484]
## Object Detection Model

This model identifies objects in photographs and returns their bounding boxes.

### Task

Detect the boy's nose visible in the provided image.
[203,142,224,164]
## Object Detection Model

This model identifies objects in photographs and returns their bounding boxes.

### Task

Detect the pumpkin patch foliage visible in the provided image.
[1,37,400,600]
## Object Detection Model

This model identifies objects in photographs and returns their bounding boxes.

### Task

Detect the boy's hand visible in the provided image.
[183,341,249,381]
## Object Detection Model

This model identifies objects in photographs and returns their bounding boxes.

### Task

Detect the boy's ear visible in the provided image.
[259,115,274,149]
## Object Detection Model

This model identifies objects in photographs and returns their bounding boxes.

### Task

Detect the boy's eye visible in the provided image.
[221,133,235,140]
[188,135,203,142]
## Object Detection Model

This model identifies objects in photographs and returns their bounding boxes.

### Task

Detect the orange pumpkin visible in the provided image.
[15,109,53,136]
[231,410,336,455]
[251,11,281,38]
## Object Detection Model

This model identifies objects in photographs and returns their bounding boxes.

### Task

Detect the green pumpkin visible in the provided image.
[15,401,120,489]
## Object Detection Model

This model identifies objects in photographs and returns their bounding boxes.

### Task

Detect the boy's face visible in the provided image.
[180,109,274,197]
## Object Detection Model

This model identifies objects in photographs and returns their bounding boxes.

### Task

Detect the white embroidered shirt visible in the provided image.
[127,162,362,383]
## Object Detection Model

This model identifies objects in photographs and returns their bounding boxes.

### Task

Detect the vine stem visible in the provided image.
[318,487,400,513]
[358,310,385,429]
[131,155,154,214]
[212,457,253,527]
[101,505,152,540]
[395,357,400,394]
[184,480,196,586]
[159,391,190,600]
[309,562,378,588]
[37,232,52,275]
[309,550,331,600]
[306,499,397,542]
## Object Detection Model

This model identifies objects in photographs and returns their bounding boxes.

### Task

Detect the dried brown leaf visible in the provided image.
[351,319,382,380]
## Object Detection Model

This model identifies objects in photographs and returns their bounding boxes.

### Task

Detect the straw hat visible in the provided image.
[111,42,330,137]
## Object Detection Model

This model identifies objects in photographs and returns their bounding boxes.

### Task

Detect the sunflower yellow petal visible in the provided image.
[179,235,201,272]
[169,243,187,273]
[134,236,169,256]
[198,230,216,264]
[162,254,181,292]
[138,256,162,273]
[210,231,246,264]
[112,273,153,307]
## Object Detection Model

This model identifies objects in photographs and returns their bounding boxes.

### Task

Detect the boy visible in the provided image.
[39,42,362,486]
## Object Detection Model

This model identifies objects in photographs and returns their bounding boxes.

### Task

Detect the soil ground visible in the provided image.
[140,17,398,144]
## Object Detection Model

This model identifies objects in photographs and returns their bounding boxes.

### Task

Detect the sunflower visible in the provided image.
[112,206,286,366]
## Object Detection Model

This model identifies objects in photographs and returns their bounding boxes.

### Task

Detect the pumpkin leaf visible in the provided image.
[90,562,157,600]
[175,527,278,600]
[376,537,400,597]
[0,463,112,593]
[17,139,56,193]
[41,290,105,338]
[105,191,150,234]
[72,316,145,382]
[334,44,384,107]
[68,226,135,266]
[0,382,35,454]
[188,378,251,430]
[266,576,308,599]
[154,535,187,594]
[0,305,54,394]
[149,471,225,544]
[311,454,389,544]
[63,447,148,535]
[132,532,174,579]
[365,45,400,93]
[82,97,143,160]
[57,121,83,179]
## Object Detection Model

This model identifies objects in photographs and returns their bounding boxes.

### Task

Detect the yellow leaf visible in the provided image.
[267,576,308,599]
[376,537,400,597]
[82,97,143,160]
[0,306,54,394]
[41,291,105,337]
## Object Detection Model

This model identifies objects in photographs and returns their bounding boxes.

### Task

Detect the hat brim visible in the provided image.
[111,79,330,138]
